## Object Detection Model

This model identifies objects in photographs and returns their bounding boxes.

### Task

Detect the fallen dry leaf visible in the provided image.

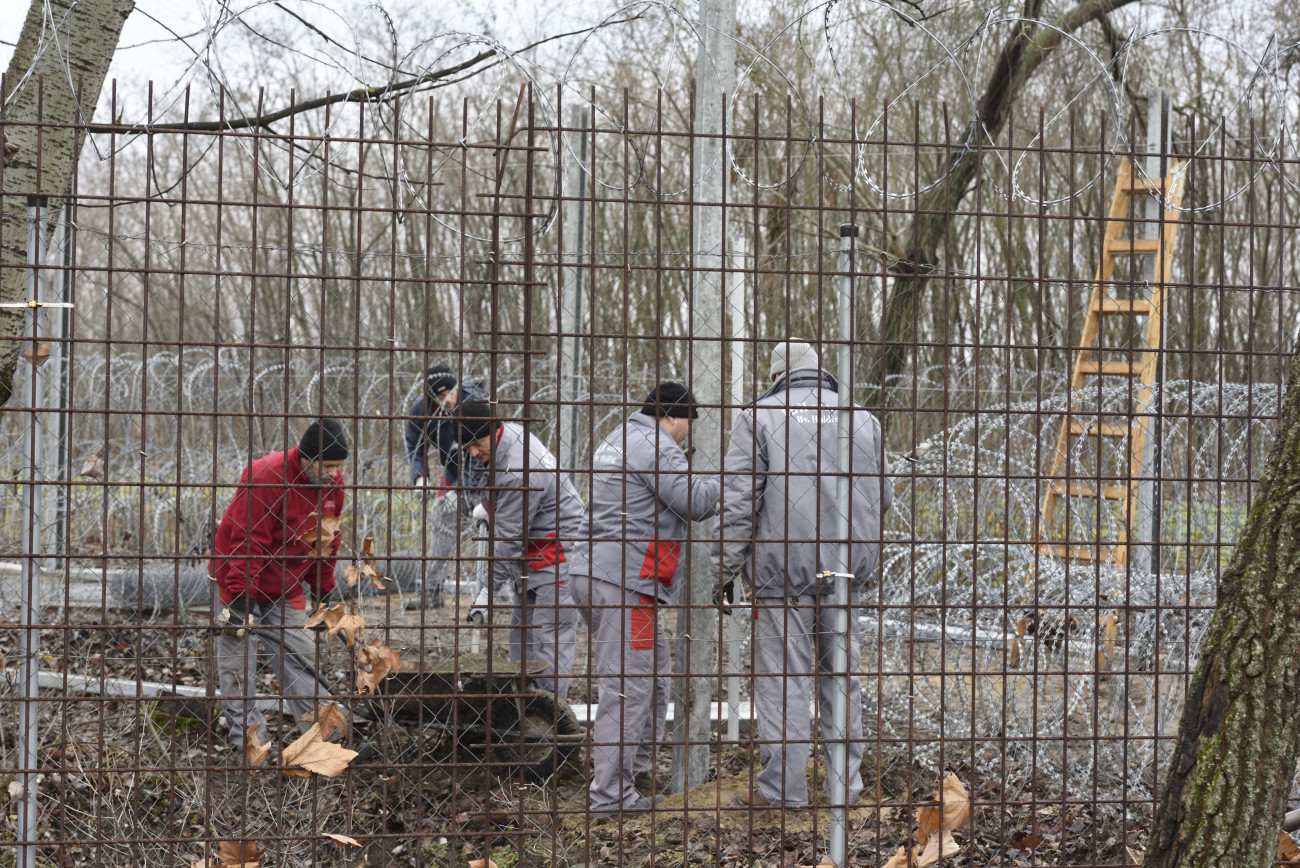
[326,833,362,848]
[245,729,270,770]
[301,702,349,741]
[1098,611,1119,670]
[880,846,909,868]
[361,536,376,560]
[21,343,51,366]
[299,513,343,556]
[282,723,357,778]
[915,830,959,868]
[1280,831,1300,862]
[216,839,262,867]
[80,449,106,479]
[8,780,25,801]
[916,774,970,846]
[468,860,498,868]
[341,564,360,589]
[357,640,401,695]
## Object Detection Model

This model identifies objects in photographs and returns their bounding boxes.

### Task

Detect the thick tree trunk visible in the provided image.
[1145,348,1300,866]
[0,0,134,408]
[868,0,1138,402]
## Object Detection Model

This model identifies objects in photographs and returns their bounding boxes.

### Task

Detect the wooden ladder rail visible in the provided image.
[1036,158,1186,575]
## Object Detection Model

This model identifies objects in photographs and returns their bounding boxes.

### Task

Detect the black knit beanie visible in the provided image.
[299,418,349,461]
[640,381,698,419]
[455,399,497,444]
[425,364,458,397]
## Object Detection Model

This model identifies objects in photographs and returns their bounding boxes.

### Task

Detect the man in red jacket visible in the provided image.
[209,418,348,752]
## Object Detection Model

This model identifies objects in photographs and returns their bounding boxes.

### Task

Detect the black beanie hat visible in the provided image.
[640,381,698,419]
[455,399,497,444]
[299,418,349,461]
[425,364,458,397]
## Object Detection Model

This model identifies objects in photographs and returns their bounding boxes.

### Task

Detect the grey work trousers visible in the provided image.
[751,592,864,807]
[571,577,670,812]
[217,598,333,751]
[507,570,578,699]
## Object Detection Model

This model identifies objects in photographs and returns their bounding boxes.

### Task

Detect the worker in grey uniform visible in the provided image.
[569,382,719,819]
[712,340,892,808]
[455,399,584,698]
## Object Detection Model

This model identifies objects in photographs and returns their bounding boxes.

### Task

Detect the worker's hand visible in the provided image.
[467,586,491,625]
[471,503,489,529]
[414,476,427,488]
[221,599,253,638]
[714,580,734,615]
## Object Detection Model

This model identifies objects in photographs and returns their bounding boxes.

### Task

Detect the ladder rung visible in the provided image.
[1105,237,1163,254]
[1068,421,1128,437]
[1121,175,1174,194]
[1038,544,1127,564]
[1094,298,1153,315]
[1078,360,1141,377]
[1062,482,1126,500]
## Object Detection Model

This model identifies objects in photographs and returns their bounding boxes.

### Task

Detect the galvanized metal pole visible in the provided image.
[724,231,746,743]
[1133,89,1171,577]
[826,224,860,867]
[16,195,49,868]
[560,105,590,482]
[672,0,736,794]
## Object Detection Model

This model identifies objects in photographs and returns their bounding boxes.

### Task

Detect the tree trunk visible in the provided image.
[0,0,134,409]
[1145,348,1300,866]
[868,0,1138,403]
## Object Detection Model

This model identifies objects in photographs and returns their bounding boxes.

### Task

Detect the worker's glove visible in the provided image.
[471,503,489,530]
[715,580,734,615]
[221,599,253,638]
[467,586,491,625]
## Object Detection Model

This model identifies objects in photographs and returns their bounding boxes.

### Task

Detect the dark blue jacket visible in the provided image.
[403,380,488,485]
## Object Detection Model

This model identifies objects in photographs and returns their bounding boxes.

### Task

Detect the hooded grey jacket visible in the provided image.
[484,422,588,596]
[712,368,892,598]
[577,412,720,605]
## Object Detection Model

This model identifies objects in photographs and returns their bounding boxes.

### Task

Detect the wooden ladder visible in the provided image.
[1037,158,1186,573]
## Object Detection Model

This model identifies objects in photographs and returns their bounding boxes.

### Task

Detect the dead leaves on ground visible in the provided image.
[191,840,263,868]
[305,602,365,648]
[1281,831,1300,862]
[880,774,971,868]
[283,723,358,778]
[356,640,401,695]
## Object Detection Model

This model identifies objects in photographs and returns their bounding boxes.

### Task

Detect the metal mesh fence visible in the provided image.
[1,82,1297,867]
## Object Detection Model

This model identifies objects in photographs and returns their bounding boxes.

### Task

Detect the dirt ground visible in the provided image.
[0,594,1151,867]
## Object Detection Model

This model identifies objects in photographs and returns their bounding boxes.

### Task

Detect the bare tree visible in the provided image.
[0,0,134,409]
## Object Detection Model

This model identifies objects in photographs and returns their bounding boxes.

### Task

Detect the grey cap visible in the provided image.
[769,340,819,380]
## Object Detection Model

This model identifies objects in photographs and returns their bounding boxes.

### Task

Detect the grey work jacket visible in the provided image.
[711,368,893,598]
[575,412,720,605]
[484,422,588,596]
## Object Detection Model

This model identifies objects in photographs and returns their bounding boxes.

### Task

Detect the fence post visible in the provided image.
[16,194,49,868]
[560,105,590,482]
[672,0,736,795]
[826,224,860,867]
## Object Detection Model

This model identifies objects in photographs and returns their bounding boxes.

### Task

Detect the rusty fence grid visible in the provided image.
[0,82,1297,868]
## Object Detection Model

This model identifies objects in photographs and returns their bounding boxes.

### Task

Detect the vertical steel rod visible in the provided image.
[827,222,860,867]
[17,195,48,868]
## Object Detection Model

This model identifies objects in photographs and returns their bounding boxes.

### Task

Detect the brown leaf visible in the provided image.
[217,840,263,867]
[245,729,270,770]
[21,343,51,366]
[356,640,401,695]
[80,449,106,479]
[341,565,360,589]
[880,846,910,868]
[915,830,959,868]
[304,603,365,648]
[300,703,349,741]
[361,537,376,559]
[362,563,387,589]
[1280,831,1300,862]
[325,833,362,848]
[916,774,969,846]
[282,723,357,778]
[299,513,342,556]
[468,860,498,868]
